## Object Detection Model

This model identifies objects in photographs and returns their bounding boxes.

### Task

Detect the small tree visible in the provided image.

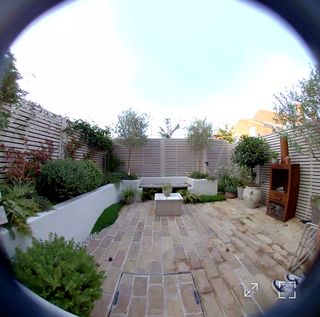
[0,50,26,104]
[273,65,320,161]
[158,118,180,138]
[115,108,149,175]
[232,135,272,184]
[214,125,235,143]
[0,50,26,130]
[187,118,213,171]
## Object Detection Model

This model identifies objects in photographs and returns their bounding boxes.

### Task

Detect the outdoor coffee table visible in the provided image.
[154,193,183,216]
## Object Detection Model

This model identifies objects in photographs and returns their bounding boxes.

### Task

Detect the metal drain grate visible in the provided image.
[108,272,205,316]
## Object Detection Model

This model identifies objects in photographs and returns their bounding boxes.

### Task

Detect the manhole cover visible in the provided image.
[108,273,205,316]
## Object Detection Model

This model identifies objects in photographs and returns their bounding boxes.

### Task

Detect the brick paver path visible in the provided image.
[88,199,305,317]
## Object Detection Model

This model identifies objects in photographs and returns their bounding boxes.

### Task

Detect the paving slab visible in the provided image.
[89,199,305,317]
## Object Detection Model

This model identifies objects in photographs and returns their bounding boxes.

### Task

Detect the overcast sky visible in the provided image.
[11,0,315,137]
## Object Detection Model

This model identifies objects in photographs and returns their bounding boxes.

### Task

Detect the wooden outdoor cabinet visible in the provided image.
[266,164,300,222]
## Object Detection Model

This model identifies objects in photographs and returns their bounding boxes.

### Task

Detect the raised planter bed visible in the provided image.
[0,184,121,257]
[139,177,217,195]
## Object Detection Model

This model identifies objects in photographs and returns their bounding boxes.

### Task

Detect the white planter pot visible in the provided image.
[243,186,261,208]
[188,179,218,195]
[237,187,245,200]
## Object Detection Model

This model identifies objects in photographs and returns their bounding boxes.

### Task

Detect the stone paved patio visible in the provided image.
[87,199,306,317]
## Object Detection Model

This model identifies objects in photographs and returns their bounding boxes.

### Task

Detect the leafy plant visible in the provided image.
[232,136,272,184]
[2,139,54,184]
[13,234,104,317]
[67,119,112,152]
[115,108,149,175]
[224,185,237,193]
[64,138,83,159]
[121,173,138,180]
[187,118,213,170]
[235,165,252,188]
[162,183,172,190]
[37,159,103,202]
[214,125,235,144]
[188,170,216,181]
[218,171,238,192]
[0,183,52,235]
[91,203,123,234]
[122,188,138,205]
[142,188,158,201]
[0,50,26,105]
[158,118,180,138]
[273,65,320,162]
[271,150,279,160]
[0,108,10,130]
[104,172,124,189]
[178,189,201,204]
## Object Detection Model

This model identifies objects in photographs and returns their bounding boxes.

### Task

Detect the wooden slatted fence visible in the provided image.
[113,139,231,177]
[261,131,319,220]
[0,102,104,182]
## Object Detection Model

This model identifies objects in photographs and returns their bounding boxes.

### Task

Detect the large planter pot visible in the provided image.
[311,203,320,224]
[225,192,237,199]
[237,187,245,200]
[243,186,261,208]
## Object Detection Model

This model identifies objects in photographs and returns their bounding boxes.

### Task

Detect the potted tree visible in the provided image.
[114,108,149,177]
[187,118,213,172]
[232,136,272,208]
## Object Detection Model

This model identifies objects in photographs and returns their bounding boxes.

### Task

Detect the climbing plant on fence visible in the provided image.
[65,119,113,157]
[0,139,54,184]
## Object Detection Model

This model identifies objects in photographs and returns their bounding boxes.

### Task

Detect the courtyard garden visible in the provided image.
[0,54,319,317]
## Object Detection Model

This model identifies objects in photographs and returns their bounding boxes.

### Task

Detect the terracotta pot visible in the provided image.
[284,157,291,164]
[243,186,261,208]
[225,192,237,199]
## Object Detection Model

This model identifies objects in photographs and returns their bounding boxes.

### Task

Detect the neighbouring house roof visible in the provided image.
[232,109,281,139]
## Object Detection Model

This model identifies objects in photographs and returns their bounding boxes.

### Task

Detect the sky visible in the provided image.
[11,0,315,137]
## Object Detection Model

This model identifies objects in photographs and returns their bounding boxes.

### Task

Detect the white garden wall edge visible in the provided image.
[0,184,121,258]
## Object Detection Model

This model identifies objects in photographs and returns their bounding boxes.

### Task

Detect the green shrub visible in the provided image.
[178,189,201,204]
[224,185,237,193]
[142,188,159,201]
[13,234,104,317]
[218,174,238,193]
[37,159,102,202]
[199,194,226,203]
[0,183,52,234]
[188,171,215,181]
[91,203,123,234]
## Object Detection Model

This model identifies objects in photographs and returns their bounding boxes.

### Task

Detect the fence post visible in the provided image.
[160,138,166,177]
[59,117,67,159]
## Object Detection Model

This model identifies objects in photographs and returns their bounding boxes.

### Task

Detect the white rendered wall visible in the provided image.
[0,184,120,258]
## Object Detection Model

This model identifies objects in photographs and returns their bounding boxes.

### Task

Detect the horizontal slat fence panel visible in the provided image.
[113,139,231,177]
[0,102,104,182]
